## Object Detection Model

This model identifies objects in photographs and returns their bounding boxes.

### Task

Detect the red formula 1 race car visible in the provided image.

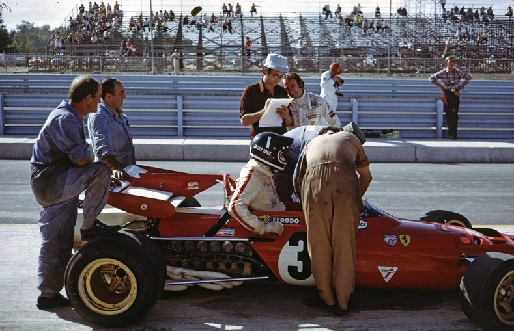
[67,165,514,330]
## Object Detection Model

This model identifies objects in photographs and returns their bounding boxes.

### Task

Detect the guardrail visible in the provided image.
[1,74,513,139]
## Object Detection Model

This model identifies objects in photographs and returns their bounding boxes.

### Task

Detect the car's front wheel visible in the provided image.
[460,252,514,330]
[65,231,164,327]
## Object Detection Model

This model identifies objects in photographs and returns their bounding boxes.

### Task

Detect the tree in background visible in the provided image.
[10,21,52,53]
[0,6,12,52]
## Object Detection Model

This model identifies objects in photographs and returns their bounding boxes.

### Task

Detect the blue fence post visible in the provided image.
[351,98,359,124]
[177,95,183,137]
[0,94,4,135]
[436,99,443,139]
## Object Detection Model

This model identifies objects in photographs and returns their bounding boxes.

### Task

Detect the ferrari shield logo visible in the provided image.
[400,235,411,246]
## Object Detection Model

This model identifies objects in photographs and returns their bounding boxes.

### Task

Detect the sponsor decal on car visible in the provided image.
[272,217,300,224]
[188,181,199,190]
[216,228,235,236]
[460,236,471,244]
[400,234,411,246]
[358,220,368,230]
[384,234,398,247]
[378,266,398,282]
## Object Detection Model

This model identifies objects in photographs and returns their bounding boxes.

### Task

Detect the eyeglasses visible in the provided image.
[270,73,284,80]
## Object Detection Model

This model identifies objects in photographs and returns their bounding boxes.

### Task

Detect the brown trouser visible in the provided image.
[301,163,360,310]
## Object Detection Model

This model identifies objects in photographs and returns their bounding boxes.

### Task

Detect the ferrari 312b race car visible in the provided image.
[67,165,514,329]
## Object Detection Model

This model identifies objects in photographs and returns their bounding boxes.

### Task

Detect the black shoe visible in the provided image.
[37,293,70,310]
[81,219,121,241]
[303,297,335,311]
[332,305,349,316]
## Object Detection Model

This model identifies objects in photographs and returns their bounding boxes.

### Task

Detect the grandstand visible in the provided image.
[31,0,513,75]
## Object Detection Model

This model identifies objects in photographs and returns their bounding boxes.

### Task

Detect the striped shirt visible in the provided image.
[429,67,472,89]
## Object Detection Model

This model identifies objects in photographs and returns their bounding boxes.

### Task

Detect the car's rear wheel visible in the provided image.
[459,252,514,330]
[420,210,472,228]
[65,231,165,327]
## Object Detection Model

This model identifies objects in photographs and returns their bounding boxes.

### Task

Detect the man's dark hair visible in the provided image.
[69,75,100,103]
[101,77,120,99]
[283,72,304,89]
[318,126,343,136]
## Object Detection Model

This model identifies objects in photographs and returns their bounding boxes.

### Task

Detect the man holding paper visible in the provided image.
[240,53,294,138]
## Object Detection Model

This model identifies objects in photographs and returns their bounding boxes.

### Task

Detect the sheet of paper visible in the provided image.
[259,98,293,127]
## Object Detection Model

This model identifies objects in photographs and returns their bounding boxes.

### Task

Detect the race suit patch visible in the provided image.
[378,266,398,282]
[384,234,398,247]
[257,215,270,223]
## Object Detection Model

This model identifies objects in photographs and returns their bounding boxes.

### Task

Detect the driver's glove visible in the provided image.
[264,221,284,235]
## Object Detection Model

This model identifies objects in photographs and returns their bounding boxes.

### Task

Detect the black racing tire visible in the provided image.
[459,252,514,330]
[65,230,165,327]
[420,210,472,228]
[179,197,201,207]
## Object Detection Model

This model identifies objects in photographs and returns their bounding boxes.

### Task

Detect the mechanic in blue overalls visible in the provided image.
[87,77,136,180]
[30,76,120,310]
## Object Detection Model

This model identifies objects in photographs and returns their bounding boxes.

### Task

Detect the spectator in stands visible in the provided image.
[235,3,242,17]
[172,49,181,75]
[486,7,494,19]
[250,3,257,17]
[54,34,63,49]
[126,39,136,56]
[429,56,472,140]
[240,53,292,138]
[440,0,446,10]
[227,19,233,33]
[375,6,381,18]
[376,19,383,33]
[88,77,135,179]
[320,63,344,113]
[507,6,513,18]
[245,36,252,56]
[228,3,234,17]
[222,3,228,17]
[336,4,342,18]
[210,13,217,23]
[397,7,407,16]
[322,5,333,19]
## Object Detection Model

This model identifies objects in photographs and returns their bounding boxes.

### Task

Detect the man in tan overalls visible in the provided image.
[295,127,372,315]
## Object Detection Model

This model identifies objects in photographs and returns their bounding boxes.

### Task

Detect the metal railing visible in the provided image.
[0,74,513,139]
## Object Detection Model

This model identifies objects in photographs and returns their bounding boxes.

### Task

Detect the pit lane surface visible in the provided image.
[0,224,485,331]
[2,160,513,225]
[0,160,513,330]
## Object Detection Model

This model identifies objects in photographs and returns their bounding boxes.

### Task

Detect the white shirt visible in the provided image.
[288,89,341,129]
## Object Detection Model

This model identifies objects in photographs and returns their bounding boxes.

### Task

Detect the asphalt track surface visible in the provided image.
[0,160,513,330]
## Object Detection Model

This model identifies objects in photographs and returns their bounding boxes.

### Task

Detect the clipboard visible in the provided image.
[259,98,293,127]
